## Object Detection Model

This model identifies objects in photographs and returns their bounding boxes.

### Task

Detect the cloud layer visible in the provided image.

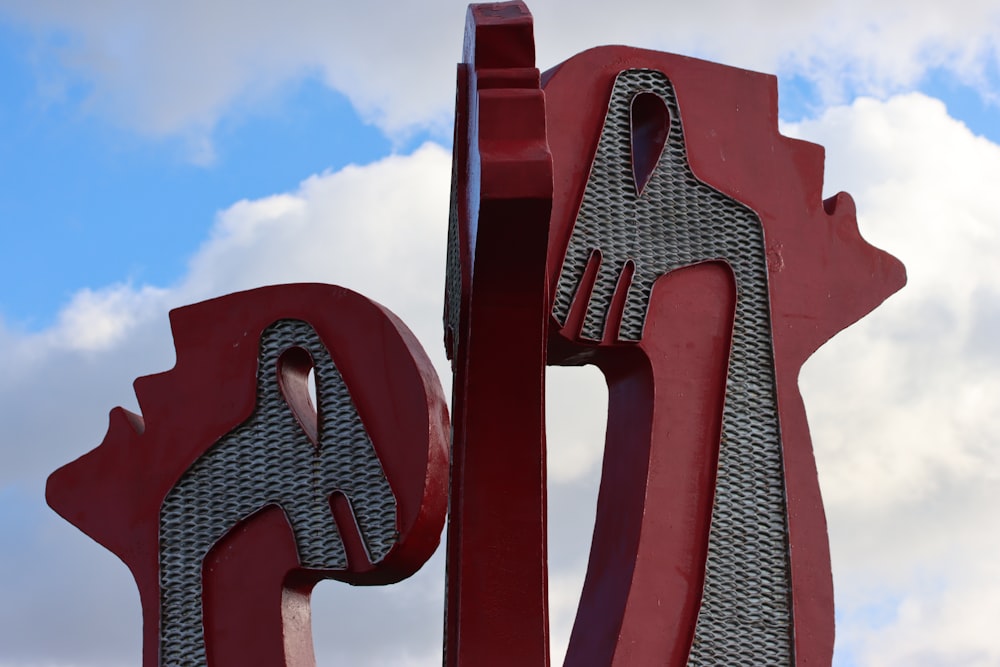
[3,0,999,145]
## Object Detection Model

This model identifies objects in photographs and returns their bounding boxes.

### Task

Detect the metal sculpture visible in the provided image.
[445,2,905,666]
[443,4,553,664]
[47,284,449,666]
[46,3,906,665]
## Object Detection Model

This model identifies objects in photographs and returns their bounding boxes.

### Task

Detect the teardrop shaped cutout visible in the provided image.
[277,345,319,446]
[630,92,670,196]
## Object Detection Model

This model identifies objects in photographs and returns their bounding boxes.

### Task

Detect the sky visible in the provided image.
[0,1,998,665]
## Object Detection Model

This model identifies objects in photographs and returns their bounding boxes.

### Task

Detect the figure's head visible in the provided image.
[47,283,450,664]
[541,46,905,365]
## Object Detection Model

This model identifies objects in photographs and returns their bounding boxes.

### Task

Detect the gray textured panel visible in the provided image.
[445,154,463,363]
[553,69,793,664]
[158,319,396,666]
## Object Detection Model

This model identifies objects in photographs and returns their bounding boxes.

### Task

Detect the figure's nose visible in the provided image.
[825,190,907,300]
[46,405,144,548]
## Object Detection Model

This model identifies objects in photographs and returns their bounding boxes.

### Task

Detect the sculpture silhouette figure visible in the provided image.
[543,47,906,666]
[48,284,449,666]
[444,6,905,665]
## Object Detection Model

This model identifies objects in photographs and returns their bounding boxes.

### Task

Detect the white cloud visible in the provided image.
[1,0,466,144]
[789,93,1000,511]
[2,0,999,148]
[176,144,454,366]
[545,366,607,483]
[2,91,999,665]
[47,283,170,352]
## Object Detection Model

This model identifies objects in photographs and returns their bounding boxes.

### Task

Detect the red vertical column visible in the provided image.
[444,3,553,665]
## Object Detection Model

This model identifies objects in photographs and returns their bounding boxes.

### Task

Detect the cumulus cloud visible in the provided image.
[2,91,998,666]
[2,0,999,149]
[789,93,1000,510]
[0,0,466,145]
[47,284,170,352]
[178,146,452,335]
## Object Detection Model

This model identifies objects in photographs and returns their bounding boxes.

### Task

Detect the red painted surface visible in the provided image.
[443,3,554,665]
[45,4,906,665]
[542,46,906,665]
[447,4,903,664]
[555,262,736,666]
[46,283,449,666]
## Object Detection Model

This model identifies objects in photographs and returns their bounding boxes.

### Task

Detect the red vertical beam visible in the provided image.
[444,3,553,665]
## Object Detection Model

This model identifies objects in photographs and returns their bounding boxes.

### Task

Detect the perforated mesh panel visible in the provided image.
[445,153,463,363]
[158,319,396,666]
[553,69,793,664]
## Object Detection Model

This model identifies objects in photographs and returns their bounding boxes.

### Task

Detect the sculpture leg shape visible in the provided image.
[563,262,735,666]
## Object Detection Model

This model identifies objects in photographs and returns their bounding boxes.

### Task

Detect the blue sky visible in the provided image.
[1,1,999,666]
[0,21,403,329]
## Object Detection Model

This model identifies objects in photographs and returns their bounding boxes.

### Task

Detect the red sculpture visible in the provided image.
[47,284,449,666]
[46,3,905,665]
[446,2,905,665]
[443,4,554,665]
